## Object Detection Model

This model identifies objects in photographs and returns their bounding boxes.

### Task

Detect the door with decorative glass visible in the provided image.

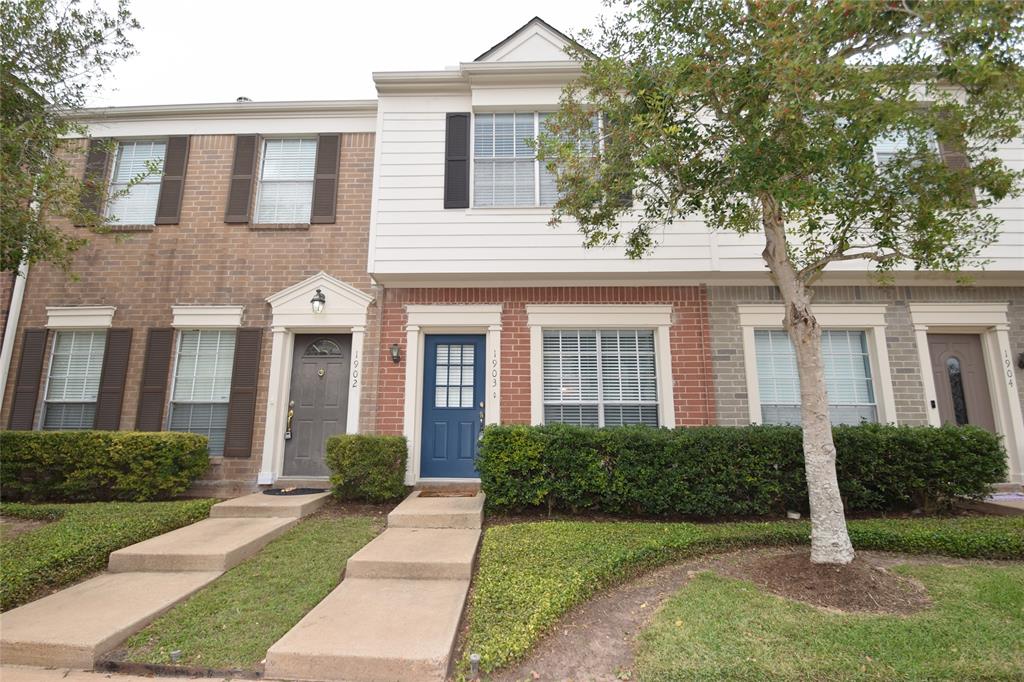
[927,333,995,432]
[420,334,485,478]
[283,334,351,477]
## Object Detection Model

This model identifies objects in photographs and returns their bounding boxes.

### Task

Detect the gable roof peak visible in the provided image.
[474,16,578,63]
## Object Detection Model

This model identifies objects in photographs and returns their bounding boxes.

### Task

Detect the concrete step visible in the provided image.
[210,491,330,518]
[414,480,481,495]
[264,578,469,682]
[345,528,480,580]
[387,491,484,530]
[274,476,331,489]
[0,571,220,667]
[108,517,296,572]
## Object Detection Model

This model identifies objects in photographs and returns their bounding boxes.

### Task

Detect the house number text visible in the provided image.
[351,350,360,389]
[491,349,499,400]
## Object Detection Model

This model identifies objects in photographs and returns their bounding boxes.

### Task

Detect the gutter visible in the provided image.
[0,255,29,409]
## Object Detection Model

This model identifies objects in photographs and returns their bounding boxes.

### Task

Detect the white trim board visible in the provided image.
[171,305,244,329]
[45,306,116,329]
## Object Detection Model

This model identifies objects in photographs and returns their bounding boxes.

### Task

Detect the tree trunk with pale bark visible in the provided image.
[760,194,855,565]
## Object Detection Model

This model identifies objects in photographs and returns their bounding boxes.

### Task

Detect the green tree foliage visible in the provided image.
[1,0,140,273]
[540,0,1024,563]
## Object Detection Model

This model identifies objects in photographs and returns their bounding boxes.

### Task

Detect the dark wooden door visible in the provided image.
[928,333,996,432]
[283,334,351,477]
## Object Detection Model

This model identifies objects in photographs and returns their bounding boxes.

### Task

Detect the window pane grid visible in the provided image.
[107,140,166,225]
[169,330,235,455]
[756,329,877,426]
[43,330,106,430]
[543,329,658,428]
[254,138,316,223]
[434,343,476,408]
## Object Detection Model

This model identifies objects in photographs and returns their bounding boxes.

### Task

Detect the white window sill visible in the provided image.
[463,206,556,215]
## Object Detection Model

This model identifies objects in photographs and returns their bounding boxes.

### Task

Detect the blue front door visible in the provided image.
[420,334,485,478]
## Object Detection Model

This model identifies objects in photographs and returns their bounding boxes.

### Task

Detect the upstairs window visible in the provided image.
[755,329,877,426]
[43,330,107,430]
[254,137,317,223]
[106,140,166,225]
[168,330,236,455]
[873,130,939,165]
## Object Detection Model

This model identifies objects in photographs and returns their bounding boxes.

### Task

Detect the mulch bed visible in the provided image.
[719,550,931,615]
[0,516,51,540]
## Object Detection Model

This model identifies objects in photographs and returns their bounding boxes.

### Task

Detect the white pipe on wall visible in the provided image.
[0,256,29,410]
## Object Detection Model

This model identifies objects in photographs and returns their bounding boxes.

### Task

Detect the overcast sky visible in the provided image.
[88,0,610,107]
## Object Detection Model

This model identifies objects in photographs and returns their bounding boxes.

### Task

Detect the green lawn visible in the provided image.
[0,499,216,611]
[121,513,383,670]
[636,564,1024,681]
[461,516,1024,674]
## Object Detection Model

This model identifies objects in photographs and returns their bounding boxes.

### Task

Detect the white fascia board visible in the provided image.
[45,306,116,329]
[526,304,673,328]
[172,305,245,329]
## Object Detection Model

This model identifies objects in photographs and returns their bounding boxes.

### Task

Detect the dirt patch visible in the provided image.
[719,550,931,615]
[310,499,393,520]
[0,515,50,540]
[483,549,989,682]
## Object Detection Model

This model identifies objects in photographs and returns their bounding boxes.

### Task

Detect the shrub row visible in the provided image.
[0,431,210,502]
[0,499,216,611]
[478,423,1007,516]
[326,434,408,503]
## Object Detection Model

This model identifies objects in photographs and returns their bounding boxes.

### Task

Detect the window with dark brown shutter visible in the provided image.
[935,111,976,206]
[155,136,190,224]
[223,328,263,457]
[225,135,259,223]
[310,133,341,224]
[444,113,470,209]
[93,328,133,430]
[8,329,47,430]
[77,139,110,225]
[135,328,174,431]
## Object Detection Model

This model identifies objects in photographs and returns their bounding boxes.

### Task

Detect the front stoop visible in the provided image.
[264,491,486,681]
[108,517,297,572]
[209,491,331,518]
[0,571,220,667]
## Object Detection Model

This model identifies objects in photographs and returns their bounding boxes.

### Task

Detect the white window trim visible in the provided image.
[46,306,116,329]
[526,305,675,429]
[166,328,235,456]
[253,136,317,225]
[401,305,503,484]
[106,139,166,225]
[908,302,1024,484]
[41,329,107,430]
[171,305,244,329]
[737,304,897,426]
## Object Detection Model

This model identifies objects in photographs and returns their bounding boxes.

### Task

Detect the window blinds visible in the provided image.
[254,138,317,223]
[106,140,166,225]
[43,330,107,430]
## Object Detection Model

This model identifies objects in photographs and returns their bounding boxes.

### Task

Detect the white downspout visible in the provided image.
[0,256,30,409]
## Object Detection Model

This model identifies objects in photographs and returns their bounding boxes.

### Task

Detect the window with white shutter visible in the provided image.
[756,329,877,425]
[254,137,317,223]
[543,329,658,427]
[106,140,166,225]
[168,330,236,455]
[43,330,107,429]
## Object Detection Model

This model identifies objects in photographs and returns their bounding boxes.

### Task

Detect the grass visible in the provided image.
[636,564,1024,681]
[121,513,383,670]
[461,516,1024,674]
[0,499,216,611]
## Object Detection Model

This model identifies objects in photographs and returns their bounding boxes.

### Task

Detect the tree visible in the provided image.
[540,0,1024,563]
[1,0,140,273]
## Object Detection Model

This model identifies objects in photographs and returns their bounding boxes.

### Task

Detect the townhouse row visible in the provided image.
[2,18,1022,494]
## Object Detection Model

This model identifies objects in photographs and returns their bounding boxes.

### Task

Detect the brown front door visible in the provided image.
[928,333,996,432]
[283,334,351,477]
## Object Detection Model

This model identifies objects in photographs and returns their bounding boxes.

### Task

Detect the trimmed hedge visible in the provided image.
[478,423,1007,516]
[0,431,210,502]
[1,499,216,611]
[325,434,408,503]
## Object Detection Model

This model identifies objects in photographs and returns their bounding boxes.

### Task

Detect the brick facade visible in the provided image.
[709,284,1024,426]
[0,133,377,495]
[374,286,717,436]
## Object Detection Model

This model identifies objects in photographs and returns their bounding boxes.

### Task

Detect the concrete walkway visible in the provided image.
[0,491,329,668]
[265,490,485,681]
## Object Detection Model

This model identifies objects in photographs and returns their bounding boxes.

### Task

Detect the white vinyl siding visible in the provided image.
[756,329,877,426]
[42,330,107,430]
[543,329,658,427]
[106,140,166,225]
[168,330,236,455]
[254,137,317,223]
[873,130,939,165]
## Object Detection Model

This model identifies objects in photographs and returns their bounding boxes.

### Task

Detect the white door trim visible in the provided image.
[402,305,503,484]
[908,302,1023,483]
[257,272,373,485]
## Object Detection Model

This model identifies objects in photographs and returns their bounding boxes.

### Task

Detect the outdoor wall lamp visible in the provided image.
[390,343,402,364]
[310,288,326,314]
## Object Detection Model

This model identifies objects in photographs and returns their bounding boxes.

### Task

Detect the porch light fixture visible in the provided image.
[310,288,326,314]
[390,343,401,364]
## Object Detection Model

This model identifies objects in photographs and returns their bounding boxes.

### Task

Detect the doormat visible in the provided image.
[263,487,328,496]
[417,491,478,498]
